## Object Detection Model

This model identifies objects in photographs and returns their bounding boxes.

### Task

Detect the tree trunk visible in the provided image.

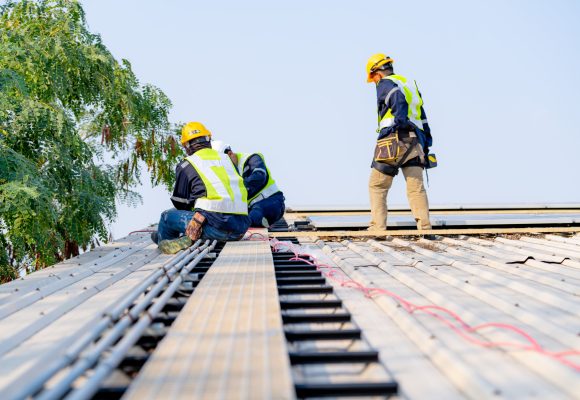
[64,240,80,259]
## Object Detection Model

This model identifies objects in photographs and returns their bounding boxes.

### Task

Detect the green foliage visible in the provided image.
[0,0,184,280]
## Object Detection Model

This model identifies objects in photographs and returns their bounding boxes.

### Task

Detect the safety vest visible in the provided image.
[236,153,281,207]
[186,148,248,214]
[378,74,425,132]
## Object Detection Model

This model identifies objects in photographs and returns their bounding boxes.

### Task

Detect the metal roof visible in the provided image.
[296,233,580,399]
[1,207,579,399]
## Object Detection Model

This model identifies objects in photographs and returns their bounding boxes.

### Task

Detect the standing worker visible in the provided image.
[212,141,285,228]
[152,122,250,253]
[366,53,433,233]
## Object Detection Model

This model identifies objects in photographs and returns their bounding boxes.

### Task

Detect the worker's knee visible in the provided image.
[406,179,426,194]
[160,209,169,221]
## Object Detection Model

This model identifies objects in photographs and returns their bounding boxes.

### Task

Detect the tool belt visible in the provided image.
[374,131,417,167]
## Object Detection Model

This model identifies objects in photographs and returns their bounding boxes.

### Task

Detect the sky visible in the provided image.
[80,0,580,239]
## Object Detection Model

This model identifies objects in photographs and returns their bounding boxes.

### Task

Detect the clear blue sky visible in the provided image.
[81,0,580,239]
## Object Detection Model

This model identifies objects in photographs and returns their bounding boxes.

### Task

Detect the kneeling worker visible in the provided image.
[212,141,285,228]
[153,122,250,253]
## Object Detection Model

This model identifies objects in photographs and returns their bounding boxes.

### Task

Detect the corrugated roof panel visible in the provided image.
[1,210,579,399]
[293,234,580,398]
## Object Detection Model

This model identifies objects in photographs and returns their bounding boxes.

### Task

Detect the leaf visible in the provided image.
[0,0,181,281]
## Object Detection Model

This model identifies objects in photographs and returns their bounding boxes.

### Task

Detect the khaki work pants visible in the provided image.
[368,166,432,231]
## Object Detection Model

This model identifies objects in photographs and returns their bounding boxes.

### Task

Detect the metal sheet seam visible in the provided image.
[523,258,580,281]
[59,243,216,400]
[310,240,465,400]
[0,247,160,359]
[1,242,205,400]
[320,243,498,399]
[440,243,580,303]
[490,240,568,263]
[347,241,580,397]
[520,236,580,254]
[494,237,580,260]
[441,237,530,263]
[0,237,153,318]
[544,235,580,246]
[416,240,580,316]
[368,240,580,349]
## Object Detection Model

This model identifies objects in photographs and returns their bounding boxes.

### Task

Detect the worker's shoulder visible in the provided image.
[377,77,398,91]
[247,153,264,161]
[176,158,199,176]
[177,158,191,170]
[246,153,268,166]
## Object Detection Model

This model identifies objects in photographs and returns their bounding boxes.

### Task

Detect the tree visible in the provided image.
[0,0,183,282]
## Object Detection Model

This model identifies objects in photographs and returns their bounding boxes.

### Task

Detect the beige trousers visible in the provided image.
[368,166,432,231]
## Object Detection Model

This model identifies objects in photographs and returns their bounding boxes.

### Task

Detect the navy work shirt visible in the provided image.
[239,154,269,199]
[372,75,433,176]
[376,76,432,146]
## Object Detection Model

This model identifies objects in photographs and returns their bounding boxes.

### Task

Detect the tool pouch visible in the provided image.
[374,133,401,164]
[374,131,418,167]
[425,153,438,169]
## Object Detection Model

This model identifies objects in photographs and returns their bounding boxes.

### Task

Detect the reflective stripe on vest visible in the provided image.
[186,148,248,215]
[248,182,281,207]
[378,74,424,131]
[236,152,281,206]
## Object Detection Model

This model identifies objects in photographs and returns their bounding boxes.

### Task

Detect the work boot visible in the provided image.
[158,236,192,254]
[371,235,392,242]
[150,231,159,244]
[422,234,438,241]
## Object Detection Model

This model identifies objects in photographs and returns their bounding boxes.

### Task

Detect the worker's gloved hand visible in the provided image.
[185,212,205,241]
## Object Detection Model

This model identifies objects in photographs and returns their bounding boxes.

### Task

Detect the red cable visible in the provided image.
[245,231,270,240]
[267,238,580,372]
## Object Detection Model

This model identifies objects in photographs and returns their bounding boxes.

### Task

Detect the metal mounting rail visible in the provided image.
[269,217,290,232]
[122,240,295,400]
[294,382,399,398]
[88,241,225,400]
[280,299,343,309]
[274,238,398,398]
[9,240,222,400]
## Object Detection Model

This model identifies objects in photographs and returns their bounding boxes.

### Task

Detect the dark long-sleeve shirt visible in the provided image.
[376,76,432,148]
[170,159,205,210]
[372,75,434,175]
[239,154,269,199]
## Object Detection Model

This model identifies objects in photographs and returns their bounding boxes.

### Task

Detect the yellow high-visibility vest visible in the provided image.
[186,148,248,214]
[236,153,281,207]
[378,74,425,131]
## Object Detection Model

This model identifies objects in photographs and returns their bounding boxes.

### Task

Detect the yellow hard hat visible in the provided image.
[366,53,394,83]
[180,121,211,145]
